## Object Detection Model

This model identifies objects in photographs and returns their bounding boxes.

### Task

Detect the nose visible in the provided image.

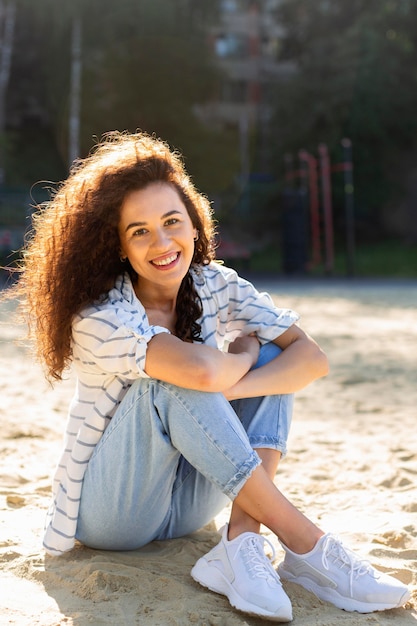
[151,227,170,250]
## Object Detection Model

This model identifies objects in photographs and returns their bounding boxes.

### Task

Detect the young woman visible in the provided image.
[10,132,410,622]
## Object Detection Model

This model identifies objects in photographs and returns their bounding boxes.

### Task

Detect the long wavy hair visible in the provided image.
[10,131,216,382]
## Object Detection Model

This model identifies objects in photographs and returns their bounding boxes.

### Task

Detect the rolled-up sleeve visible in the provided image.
[72,308,169,378]
[226,279,299,343]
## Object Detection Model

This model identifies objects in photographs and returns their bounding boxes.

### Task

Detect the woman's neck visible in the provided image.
[134,279,178,315]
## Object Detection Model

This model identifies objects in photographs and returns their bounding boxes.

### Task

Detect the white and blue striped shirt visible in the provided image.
[43,262,299,555]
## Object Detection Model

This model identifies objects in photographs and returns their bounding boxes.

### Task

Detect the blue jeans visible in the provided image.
[76,343,293,550]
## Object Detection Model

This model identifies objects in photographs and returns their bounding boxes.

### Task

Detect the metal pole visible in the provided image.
[284,153,294,188]
[318,143,334,274]
[68,15,82,168]
[299,150,320,270]
[0,0,16,186]
[341,138,355,276]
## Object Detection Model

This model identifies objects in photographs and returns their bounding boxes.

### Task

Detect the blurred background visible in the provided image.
[0,0,416,279]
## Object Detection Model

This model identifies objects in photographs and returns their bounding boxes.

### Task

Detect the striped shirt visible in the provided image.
[43,262,299,555]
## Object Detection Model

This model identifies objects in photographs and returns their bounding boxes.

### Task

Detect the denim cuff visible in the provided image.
[250,435,288,458]
[223,450,262,500]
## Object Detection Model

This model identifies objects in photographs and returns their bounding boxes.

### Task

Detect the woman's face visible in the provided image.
[118,182,197,293]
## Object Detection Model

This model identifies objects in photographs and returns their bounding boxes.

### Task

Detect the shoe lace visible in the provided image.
[321,535,372,595]
[234,534,278,582]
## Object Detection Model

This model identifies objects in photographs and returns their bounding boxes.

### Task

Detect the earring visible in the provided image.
[194,230,199,241]
[120,255,127,263]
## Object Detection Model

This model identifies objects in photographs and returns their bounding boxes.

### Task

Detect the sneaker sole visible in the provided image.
[278,565,411,613]
[192,558,293,622]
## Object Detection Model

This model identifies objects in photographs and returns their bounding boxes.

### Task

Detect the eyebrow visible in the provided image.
[124,210,182,233]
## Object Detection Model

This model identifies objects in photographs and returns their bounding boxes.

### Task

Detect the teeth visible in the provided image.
[153,254,177,266]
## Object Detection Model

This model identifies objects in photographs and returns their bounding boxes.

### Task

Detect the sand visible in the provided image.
[0,278,416,626]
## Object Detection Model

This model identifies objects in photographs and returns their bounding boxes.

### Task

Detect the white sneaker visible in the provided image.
[278,533,411,613]
[191,524,293,622]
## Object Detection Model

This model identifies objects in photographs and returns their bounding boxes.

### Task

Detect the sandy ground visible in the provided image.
[0,278,416,626]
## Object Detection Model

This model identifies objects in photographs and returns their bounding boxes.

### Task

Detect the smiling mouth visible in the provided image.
[150,252,179,267]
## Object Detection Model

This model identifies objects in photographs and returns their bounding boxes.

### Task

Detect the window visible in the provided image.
[215,33,249,58]
[220,0,239,12]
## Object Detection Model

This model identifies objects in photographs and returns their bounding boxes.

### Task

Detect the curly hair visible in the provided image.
[10,131,216,382]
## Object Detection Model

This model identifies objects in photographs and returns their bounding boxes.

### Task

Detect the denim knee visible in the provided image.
[231,342,294,457]
[252,342,282,370]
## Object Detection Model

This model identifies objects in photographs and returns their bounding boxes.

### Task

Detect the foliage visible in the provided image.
[4,0,240,193]
[272,0,417,234]
[247,237,417,278]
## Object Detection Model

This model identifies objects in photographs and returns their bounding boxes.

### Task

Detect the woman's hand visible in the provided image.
[227,333,260,368]
[224,325,329,401]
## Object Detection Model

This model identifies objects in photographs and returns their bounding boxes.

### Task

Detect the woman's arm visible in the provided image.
[144,332,260,392]
[223,325,329,400]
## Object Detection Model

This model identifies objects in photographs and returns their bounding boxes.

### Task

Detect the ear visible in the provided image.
[193,229,199,242]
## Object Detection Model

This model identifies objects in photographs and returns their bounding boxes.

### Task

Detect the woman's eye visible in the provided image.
[165,218,179,226]
[133,228,147,237]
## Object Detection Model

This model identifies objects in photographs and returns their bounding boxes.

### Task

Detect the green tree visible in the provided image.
[272,0,417,234]
[0,0,16,184]
[6,0,239,193]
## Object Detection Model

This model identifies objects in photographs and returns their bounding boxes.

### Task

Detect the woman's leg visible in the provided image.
[227,342,294,539]
[225,342,321,550]
[188,343,298,621]
[155,344,295,541]
[226,448,282,538]
[164,343,296,541]
[234,462,323,553]
[191,345,410,615]
[76,376,260,550]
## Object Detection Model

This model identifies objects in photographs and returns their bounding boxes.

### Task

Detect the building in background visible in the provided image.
[195,0,295,180]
